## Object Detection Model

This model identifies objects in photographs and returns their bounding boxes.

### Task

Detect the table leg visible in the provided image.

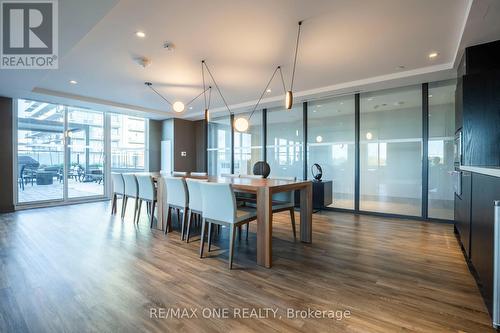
[300,183,313,243]
[256,187,273,268]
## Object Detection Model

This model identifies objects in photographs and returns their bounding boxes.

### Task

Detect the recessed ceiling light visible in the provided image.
[428,52,438,59]
[429,94,433,98]
[266,89,272,93]
[135,31,146,38]
[69,80,77,85]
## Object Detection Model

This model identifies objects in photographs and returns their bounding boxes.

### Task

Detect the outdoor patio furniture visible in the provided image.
[36,171,54,185]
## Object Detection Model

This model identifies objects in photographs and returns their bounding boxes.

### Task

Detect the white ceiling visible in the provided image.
[1,0,497,120]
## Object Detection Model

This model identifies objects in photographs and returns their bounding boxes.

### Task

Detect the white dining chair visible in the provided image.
[239,174,264,179]
[122,174,139,221]
[136,175,157,228]
[111,173,124,216]
[172,171,188,177]
[164,177,189,240]
[199,182,257,269]
[185,178,208,242]
[221,173,240,178]
[190,172,207,177]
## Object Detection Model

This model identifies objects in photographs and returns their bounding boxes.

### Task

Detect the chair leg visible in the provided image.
[111,194,116,215]
[176,208,180,226]
[133,198,139,223]
[180,207,188,240]
[246,223,249,240]
[229,225,236,269]
[208,222,212,252]
[121,196,128,219]
[289,208,297,241]
[136,200,142,224]
[150,200,156,229]
[199,218,207,258]
[186,211,193,243]
[165,206,172,234]
[238,226,242,240]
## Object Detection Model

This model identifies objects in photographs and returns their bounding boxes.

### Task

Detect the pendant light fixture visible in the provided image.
[201,60,234,126]
[145,82,210,113]
[285,21,303,110]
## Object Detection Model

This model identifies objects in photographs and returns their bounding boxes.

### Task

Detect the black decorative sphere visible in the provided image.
[253,161,271,178]
[311,163,323,181]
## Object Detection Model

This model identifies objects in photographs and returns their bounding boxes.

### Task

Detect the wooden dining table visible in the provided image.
[153,174,313,268]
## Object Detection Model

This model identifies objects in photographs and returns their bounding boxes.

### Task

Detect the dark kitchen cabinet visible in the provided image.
[454,171,471,258]
[462,73,500,167]
[470,173,500,315]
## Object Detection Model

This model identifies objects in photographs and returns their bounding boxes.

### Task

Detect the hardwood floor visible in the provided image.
[0,201,493,332]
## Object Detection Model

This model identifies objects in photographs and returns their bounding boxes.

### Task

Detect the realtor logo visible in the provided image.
[1,0,58,69]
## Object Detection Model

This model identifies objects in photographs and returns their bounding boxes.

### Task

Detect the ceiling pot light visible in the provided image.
[69,80,77,85]
[135,31,146,38]
[173,101,185,113]
[234,117,249,132]
[285,91,293,110]
[428,52,438,59]
[366,132,373,140]
[316,135,323,143]
[266,89,272,93]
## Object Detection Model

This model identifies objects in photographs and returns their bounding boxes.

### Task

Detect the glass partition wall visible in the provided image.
[15,99,148,206]
[206,80,456,220]
[234,111,263,175]
[360,85,423,216]
[307,96,355,209]
[266,105,304,180]
[428,81,455,220]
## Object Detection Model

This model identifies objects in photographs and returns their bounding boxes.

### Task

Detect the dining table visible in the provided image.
[153,174,313,268]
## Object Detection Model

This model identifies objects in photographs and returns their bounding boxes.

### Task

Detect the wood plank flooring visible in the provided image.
[0,201,493,332]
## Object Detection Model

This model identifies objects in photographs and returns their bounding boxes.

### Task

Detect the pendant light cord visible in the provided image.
[145,82,173,106]
[290,21,302,91]
[248,66,282,122]
[186,86,211,107]
[202,61,207,110]
[202,60,233,116]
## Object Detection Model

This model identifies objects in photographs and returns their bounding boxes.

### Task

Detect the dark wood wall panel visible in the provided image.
[454,171,471,257]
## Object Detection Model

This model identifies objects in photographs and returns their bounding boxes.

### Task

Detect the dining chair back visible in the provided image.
[240,174,263,179]
[184,178,208,242]
[123,174,138,197]
[268,176,297,240]
[135,175,157,227]
[190,172,207,177]
[164,177,189,239]
[221,173,240,178]
[200,182,237,224]
[136,175,156,201]
[110,173,125,215]
[173,171,188,177]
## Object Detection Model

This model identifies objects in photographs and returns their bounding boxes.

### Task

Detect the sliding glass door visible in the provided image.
[66,107,105,199]
[16,100,65,203]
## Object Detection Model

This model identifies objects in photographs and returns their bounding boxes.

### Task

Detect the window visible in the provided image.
[307,96,355,209]
[360,85,422,216]
[207,115,232,176]
[110,114,146,171]
[428,80,456,220]
[266,105,303,179]
[234,111,262,175]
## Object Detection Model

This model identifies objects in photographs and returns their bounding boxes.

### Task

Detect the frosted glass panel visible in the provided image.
[307,96,355,209]
[428,80,456,220]
[234,111,262,175]
[207,115,232,176]
[360,85,422,216]
[266,105,303,179]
